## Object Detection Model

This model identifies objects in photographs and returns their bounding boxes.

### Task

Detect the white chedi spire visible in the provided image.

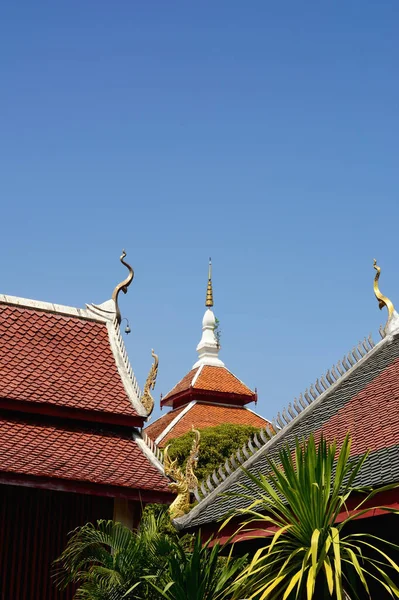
[192,259,225,369]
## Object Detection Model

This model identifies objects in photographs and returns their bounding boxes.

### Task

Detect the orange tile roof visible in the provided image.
[0,414,170,493]
[162,365,255,407]
[148,402,269,447]
[0,304,138,418]
[163,369,199,399]
[145,405,187,442]
[195,366,254,396]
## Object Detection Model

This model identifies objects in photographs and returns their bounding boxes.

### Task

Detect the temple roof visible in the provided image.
[161,364,256,408]
[0,413,171,499]
[146,401,270,447]
[174,328,399,530]
[0,259,172,500]
[0,295,145,424]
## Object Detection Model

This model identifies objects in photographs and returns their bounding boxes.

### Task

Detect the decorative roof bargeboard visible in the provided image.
[191,333,376,503]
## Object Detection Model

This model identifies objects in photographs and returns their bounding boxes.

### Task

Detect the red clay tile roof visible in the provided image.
[162,365,255,406]
[163,369,199,399]
[145,405,187,443]
[0,304,139,418]
[0,414,170,494]
[147,402,269,447]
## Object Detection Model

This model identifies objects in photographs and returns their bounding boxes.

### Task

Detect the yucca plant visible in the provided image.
[225,433,399,600]
[142,533,247,600]
[54,511,176,599]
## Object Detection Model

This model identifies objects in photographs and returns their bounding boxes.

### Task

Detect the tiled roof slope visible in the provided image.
[146,402,269,447]
[162,365,255,406]
[0,413,170,494]
[145,405,187,443]
[175,332,399,530]
[0,303,140,418]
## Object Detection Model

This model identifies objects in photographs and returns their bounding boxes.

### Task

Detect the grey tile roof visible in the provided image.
[175,332,399,530]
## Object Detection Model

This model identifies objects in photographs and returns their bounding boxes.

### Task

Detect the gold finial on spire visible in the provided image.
[112,250,134,324]
[205,257,213,307]
[141,349,159,416]
[373,259,395,320]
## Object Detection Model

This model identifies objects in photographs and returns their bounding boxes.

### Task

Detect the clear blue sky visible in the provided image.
[1,2,398,423]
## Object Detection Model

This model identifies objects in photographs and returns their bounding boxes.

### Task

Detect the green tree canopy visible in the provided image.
[166,422,260,483]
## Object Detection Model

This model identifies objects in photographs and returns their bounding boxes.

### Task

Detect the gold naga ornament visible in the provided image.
[163,427,201,520]
[373,259,395,331]
[141,349,159,416]
[112,250,134,325]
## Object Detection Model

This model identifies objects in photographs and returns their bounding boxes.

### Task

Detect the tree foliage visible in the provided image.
[54,509,176,599]
[166,422,261,483]
[54,507,246,600]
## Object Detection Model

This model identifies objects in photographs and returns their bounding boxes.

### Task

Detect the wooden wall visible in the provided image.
[0,484,113,599]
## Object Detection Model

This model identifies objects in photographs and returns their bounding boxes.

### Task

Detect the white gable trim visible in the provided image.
[155,401,196,445]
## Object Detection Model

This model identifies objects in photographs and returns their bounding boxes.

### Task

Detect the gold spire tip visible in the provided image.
[205,258,213,307]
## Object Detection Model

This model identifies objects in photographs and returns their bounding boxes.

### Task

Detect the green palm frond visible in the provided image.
[226,433,399,600]
[54,509,177,599]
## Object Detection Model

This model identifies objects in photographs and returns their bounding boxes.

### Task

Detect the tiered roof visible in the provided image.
[0,256,173,502]
[174,263,399,531]
[145,260,270,446]
[161,364,257,408]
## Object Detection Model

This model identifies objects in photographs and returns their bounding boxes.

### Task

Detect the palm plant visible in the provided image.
[143,533,247,600]
[226,433,399,600]
[54,510,175,599]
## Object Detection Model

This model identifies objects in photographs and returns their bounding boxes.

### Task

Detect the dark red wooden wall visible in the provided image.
[0,484,113,599]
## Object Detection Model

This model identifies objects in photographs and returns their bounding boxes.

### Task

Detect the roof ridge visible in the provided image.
[190,332,379,505]
[162,367,199,400]
[0,294,107,321]
[191,364,204,387]
[218,365,254,394]
[155,401,196,445]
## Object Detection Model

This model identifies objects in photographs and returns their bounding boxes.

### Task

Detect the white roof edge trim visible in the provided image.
[106,320,145,417]
[162,365,201,401]
[223,366,255,394]
[155,401,196,445]
[191,364,204,387]
[0,293,108,322]
[133,431,165,475]
[174,331,389,530]
[245,406,272,424]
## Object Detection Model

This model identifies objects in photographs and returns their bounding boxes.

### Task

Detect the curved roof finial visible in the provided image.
[112,250,134,324]
[373,259,394,320]
[205,257,213,307]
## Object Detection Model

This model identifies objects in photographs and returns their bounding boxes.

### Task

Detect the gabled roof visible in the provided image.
[0,295,146,424]
[175,330,399,530]
[146,401,270,447]
[161,364,256,408]
[0,285,173,500]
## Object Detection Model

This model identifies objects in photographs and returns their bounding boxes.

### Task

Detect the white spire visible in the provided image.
[192,259,224,369]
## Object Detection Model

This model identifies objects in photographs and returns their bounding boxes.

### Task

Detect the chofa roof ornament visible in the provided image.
[373,259,399,335]
[112,250,134,324]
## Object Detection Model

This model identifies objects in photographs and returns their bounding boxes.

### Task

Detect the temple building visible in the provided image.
[145,261,270,447]
[174,261,399,570]
[0,252,173,600]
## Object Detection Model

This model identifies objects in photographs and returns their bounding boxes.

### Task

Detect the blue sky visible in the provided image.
[1,2,398,423]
